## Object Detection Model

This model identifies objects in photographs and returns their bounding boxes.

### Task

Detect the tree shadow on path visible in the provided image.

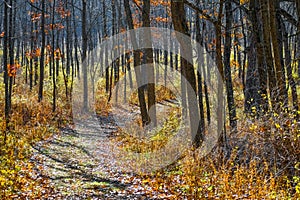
[30,115,151,199]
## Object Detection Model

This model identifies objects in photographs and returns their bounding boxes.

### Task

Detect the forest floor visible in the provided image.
[30,106,169,199]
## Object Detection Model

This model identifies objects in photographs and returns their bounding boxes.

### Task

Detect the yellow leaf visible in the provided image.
[240,0,249,4]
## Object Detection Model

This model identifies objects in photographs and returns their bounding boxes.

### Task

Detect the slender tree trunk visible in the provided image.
[261,0,276,109]
[56,31,60,77]
[240,9,247,93]
[195,2,205,135]
[224,0,237,131]
[268,0,288,107]
[143,0,157,127]
[38,0,46,102]
[297,1,300,80]
[125,38,133,89]
[215,1,225,148]
[281,17,298,111]
[8,0,14,113]
[72,0,80,79]
[102,0,110,93]
[66,1,71,76]
[204,53,211,125]
[82,0,88,110]
[34,21,38,86]
[3,0,9,136]
[29,8,33,90]
[52,0,57,112]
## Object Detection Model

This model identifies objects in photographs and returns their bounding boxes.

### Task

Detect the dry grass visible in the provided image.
[0,73,299,199]
[0,76,71,198]
[114,89,300,199]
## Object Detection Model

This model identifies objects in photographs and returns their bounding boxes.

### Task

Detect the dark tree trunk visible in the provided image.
[29,6,34,90]
[124,0,149,125]
[143,0,157,127]
[261,0,276,109]
[253,0,268,113]
[34,21,38,86]
[245,0,266,114]
[8,0,14,113]
[195,1,205,135]
[269,0,288,107]
[72,0,80,79]
[52,0,57,112]
[171,1,202,148]
[281,17,298,111]
[297,0,300,80]
[224,0,237,131]
[215,0,227,154]
[82,0,88,110]
[3,0,9,136]
[244,37,260,114]
[102,0,110,93]
[66,1,71,77]
[38,0,46,102]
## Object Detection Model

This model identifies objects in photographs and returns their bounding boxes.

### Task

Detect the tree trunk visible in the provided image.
[143,0,157,127]
[102,0,110,93]
[72,0,80,79]
[296,0,300,82]
[8,0,14,114]
[268,0,288,107]
[195,0,205,135]
[171,1,202,148]
[52,0,57,112]
[281,17,298,111]
[82,0,88,110]
[252,0,268,113]
[260,0,276,109]
[38,0,46,102]
[29,6,34,90]
[3,0,9,135]
[245,0,265,114]
[224,0,237,131]
[124,0,149,125]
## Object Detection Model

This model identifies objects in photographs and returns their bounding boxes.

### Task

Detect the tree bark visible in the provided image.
[142,0,157,127]
[52,0,57,112]
[171,1,202,148]
[72,0,80,79]
[38,0,46,102]
[124,0,149,125]
[260,0,276,109]
[296,0,300,82]
[281,17,298,111]
[215,1,225,147]
[3,0,9,135]
[268,0,288,107]
[82,0,88,110]
[224,0,237,131]
[195,0,205,135]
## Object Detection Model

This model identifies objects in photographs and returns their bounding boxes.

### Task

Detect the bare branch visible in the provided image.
[183,0,217,25]
[278,8,298,26]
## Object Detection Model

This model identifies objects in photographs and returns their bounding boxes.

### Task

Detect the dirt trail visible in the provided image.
[31,111,154,200]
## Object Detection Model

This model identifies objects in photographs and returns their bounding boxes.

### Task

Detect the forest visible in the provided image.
[0,0,299,199]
